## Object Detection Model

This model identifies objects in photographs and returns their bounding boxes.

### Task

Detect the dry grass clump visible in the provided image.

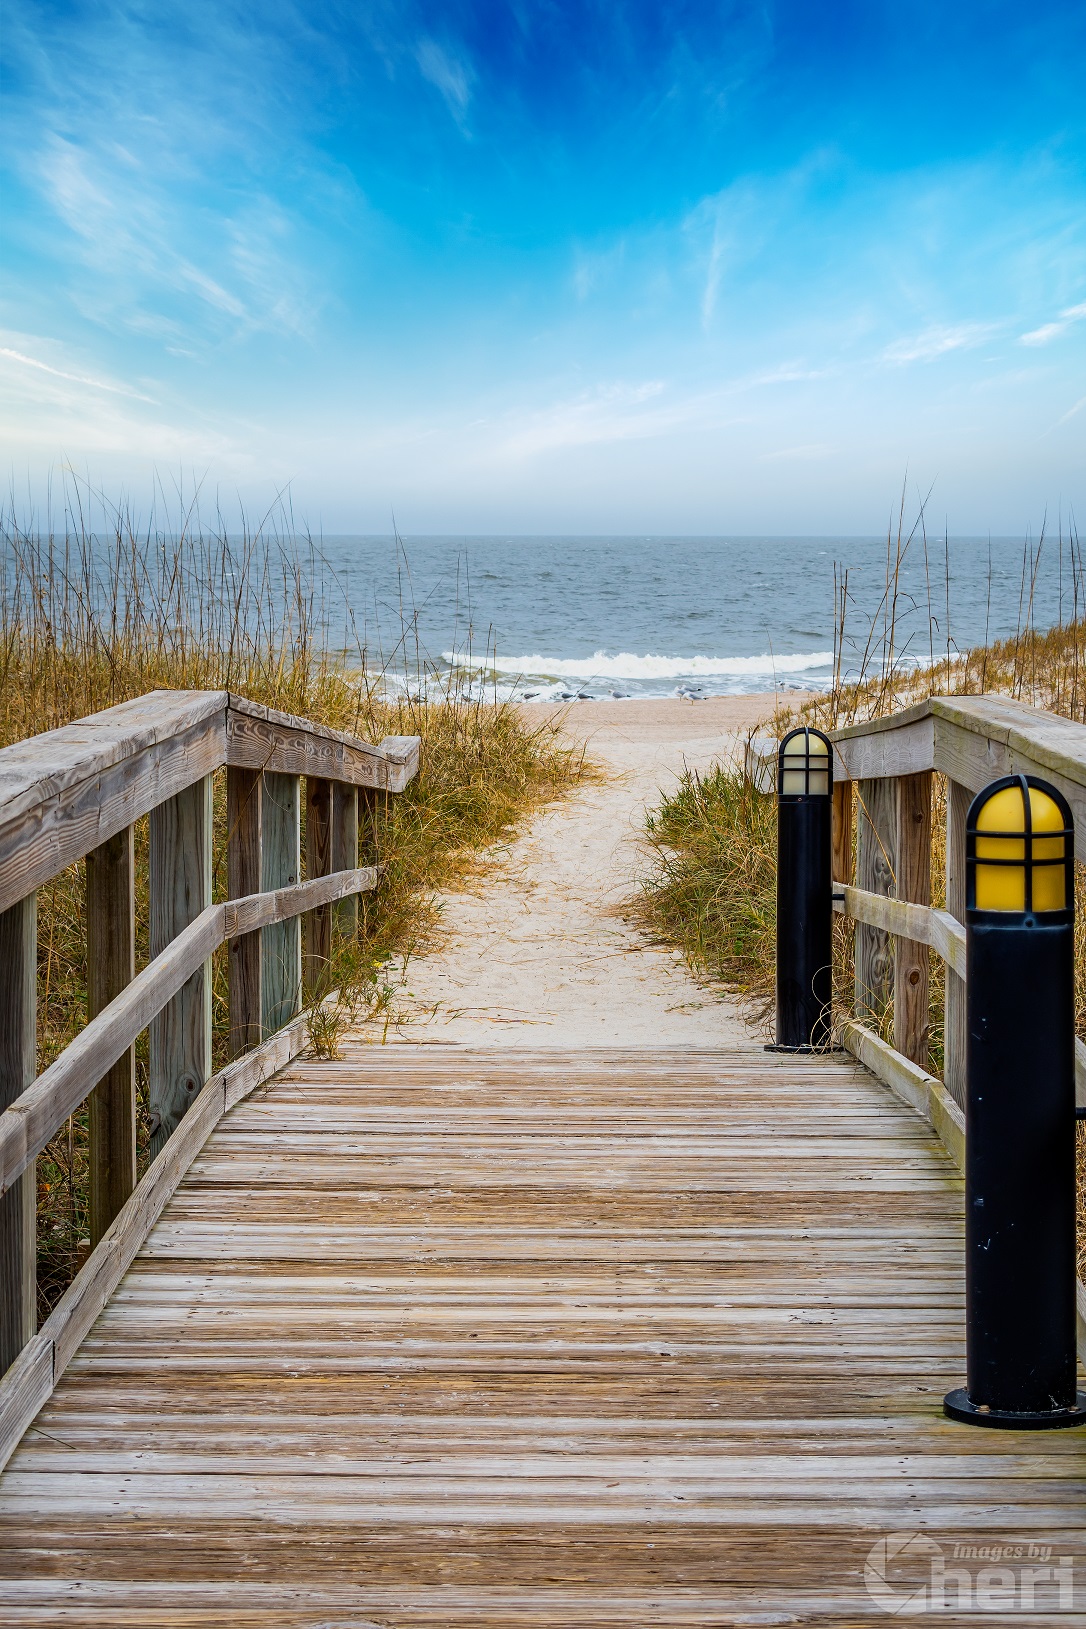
[633,761,777,1005]
[4,487,589,1315]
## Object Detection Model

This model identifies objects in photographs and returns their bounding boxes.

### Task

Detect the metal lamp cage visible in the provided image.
[776,727,834,800]
[965,774,1074,918]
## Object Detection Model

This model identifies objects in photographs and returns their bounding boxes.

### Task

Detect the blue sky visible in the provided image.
[2,1,1085,532]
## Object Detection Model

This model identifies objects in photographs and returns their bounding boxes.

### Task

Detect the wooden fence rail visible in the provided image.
[0,689,419,1396]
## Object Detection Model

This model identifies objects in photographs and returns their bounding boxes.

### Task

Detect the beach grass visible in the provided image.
[2,489,590,1316]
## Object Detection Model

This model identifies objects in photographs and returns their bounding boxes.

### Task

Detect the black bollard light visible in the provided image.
[944,773,1086,1429]
[767,726,833,1052]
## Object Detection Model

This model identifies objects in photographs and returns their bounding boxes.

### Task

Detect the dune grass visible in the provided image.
[2,491,590,1316]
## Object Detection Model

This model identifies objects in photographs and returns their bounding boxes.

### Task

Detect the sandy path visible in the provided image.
[377,695,777,1048]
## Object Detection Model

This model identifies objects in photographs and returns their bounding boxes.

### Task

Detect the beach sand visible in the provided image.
[375,694,778,1047]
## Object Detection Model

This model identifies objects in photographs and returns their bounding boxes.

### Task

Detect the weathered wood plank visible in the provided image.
[0,693,227,915]
[854,778,895,1026]
[303,777,332,998]
[0,693,416,920]
[0,894,36,1376]
[0,1334,50,1470]
[837,886,966,978]
[831,708,936,782]
[149,777,213,1156]
[331,782,359,936]
[226,702,388,789]
[260,772,301,1035]
[944,777,971,1109]
[86,827,136,1245]
[893,771,931,1068]
[224,866,376,940]
[831,778,852,885]
[377,734,422,792]
[226,766,262,1058]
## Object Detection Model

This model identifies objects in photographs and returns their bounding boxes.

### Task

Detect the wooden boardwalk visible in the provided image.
[2,1044,1084,1624]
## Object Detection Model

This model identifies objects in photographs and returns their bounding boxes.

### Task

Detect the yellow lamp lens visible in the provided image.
[974,784,1067,912]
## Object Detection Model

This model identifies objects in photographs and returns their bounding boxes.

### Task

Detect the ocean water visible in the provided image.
[310,534,1073,702]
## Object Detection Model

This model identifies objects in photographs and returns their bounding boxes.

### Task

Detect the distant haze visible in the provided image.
[2,4,1085,533]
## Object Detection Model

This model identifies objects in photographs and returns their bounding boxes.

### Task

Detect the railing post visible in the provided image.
[854,778,897,1027]
[332,784,360,936]
[87,828,136,1244]
[261,772,301,1033]
[944,778,971,1107]
[893,772,932,1069]
[227,767,263,1057]
[831,779,853,885]
[0,894,36,1373]
[149,777,213,1157]
[304,777,333,996]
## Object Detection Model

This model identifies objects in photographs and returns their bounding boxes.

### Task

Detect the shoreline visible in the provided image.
[525,691,783,738]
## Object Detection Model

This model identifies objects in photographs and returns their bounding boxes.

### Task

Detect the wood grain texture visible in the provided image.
[377,733,422,792]
[86,827,136,1246]
[0,690,417,918]
[1,1044,1082,1621]
[331,782,359,936]
[227,766,262,1059]
[0,895,36,1376]
[837,887,966,979]
[303,778,332,998]
[149,777,213,1157]
[226,704,388,790]
[854,777,896,1027]
[831,778,852,886]
[893,771,932,1069]
[261,772,301,1036]
[944,778,971,1110]
[0,692,227,915]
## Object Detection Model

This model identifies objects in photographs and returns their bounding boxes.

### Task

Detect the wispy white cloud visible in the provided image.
[498,380,673,458]
[1053,394,1086,428]
[416,38,473,126]
[881,322,998,364]
[1019,301,1086,346]
[0,343,157,403]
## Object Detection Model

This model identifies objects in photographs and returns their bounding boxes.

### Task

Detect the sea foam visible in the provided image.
[444,649,835,680]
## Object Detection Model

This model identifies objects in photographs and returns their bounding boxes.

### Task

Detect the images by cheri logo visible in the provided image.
[864,1532,1076,1615]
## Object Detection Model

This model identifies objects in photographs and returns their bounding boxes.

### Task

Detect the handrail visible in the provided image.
[748,692,1086,861]
[0,688,420,1392]
[0,689,418,915]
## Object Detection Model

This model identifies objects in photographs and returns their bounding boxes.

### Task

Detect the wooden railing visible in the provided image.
[0,689,419,1455]
[750,692,1086,1358]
